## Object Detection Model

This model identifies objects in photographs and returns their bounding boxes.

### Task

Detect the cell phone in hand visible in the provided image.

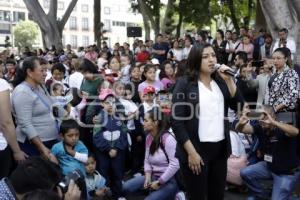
[247,110,264,119]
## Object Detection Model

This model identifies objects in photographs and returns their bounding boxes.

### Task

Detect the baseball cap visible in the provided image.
[151,58,160,65]
[143,86,156,95]
[99,88,114,101]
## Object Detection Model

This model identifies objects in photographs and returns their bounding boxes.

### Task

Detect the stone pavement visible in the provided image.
[127,191,248,200]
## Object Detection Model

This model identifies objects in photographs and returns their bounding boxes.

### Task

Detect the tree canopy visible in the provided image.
[13,20,39,49]
[131,0,257,37]
[23,0,78,50]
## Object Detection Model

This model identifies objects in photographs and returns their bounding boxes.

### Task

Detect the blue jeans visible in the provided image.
[240,161,300,200]
[122,175,178,200]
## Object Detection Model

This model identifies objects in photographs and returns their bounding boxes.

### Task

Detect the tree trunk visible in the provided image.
[143,18,151,40]
[137,0,153,39]
[227,0,240,32]
[244,0,254,28]
[290,0,300,64]
[176,10,183,38]
[23,0,78,49]
[43,29,63,50]
[260,0,296,38]
[176,0,184,38]
[290,0,300,21]
[260,0,299,63]
[137,0,155,27]
[255,0,267,30]
[137,0,160,36]
[94,0,101,48]
[154,16,160,35]
[161,0,173,34]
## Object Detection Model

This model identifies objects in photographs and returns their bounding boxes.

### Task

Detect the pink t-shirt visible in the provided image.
[161,78,174,90]
[144,133,179,184]
[236,43,254,60]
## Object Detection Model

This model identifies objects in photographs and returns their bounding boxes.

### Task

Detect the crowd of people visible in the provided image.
[0,26,299,200]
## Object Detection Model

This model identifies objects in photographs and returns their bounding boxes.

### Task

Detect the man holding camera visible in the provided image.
[235,106,300,200]
[0,157,81,200]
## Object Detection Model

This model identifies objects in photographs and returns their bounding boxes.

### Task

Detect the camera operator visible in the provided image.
[234,105,300,200]
[21,181,81,200]
[0,157,81,200]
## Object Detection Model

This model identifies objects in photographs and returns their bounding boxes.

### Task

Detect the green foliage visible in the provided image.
[173,0,257,32]
[13,20,39,48]
[211,0,256,26]
[130,0,161,15]
[130,0,256,35]
[178,0,211,27]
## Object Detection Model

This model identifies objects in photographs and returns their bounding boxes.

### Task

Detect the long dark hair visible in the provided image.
[186,43,213,82]
[147,107,171,155]
[273,47,292,67]
[175,59,187,79]
[13,56,39,87]
[159,60,175,80]
[216,29,224,39]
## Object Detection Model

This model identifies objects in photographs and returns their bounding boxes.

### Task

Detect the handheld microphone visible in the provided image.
[214,64,236,77]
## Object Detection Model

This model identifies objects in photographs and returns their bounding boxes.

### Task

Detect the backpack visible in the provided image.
[159,132,186,191]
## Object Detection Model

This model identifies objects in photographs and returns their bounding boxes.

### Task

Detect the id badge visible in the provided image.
[264,154,273,163]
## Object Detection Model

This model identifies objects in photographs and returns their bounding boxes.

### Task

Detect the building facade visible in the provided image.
[101,0,143,47]
[0,0,143,49]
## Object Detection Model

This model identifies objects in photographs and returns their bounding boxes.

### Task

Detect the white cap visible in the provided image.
[151,58,160,65]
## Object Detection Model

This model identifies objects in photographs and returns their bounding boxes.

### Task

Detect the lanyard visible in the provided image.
[21,82,60,134]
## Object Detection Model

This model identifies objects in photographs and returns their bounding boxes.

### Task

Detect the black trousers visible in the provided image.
[79,126,94,153]
[180,140,228,200]
[95,148,125,199]
[0,146,12,179]
[129,131,145,175]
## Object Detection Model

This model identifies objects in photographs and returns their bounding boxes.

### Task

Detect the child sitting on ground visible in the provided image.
[85,154,111,200]
[51,119,89,176]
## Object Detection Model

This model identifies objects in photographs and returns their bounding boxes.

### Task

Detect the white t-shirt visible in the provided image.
[155,69,161,81]
[0,79,11,150]
[119,98,138,130]
[272,37,296,60]
[45,69,52,82]
[120,65,131,84]
[198,80,225,142]
[225,40,241,62]
[169,48,184,61]
[183,45,193,60]
[69,72,84,90]
[229,131,246,157]
[97,57,108,70]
